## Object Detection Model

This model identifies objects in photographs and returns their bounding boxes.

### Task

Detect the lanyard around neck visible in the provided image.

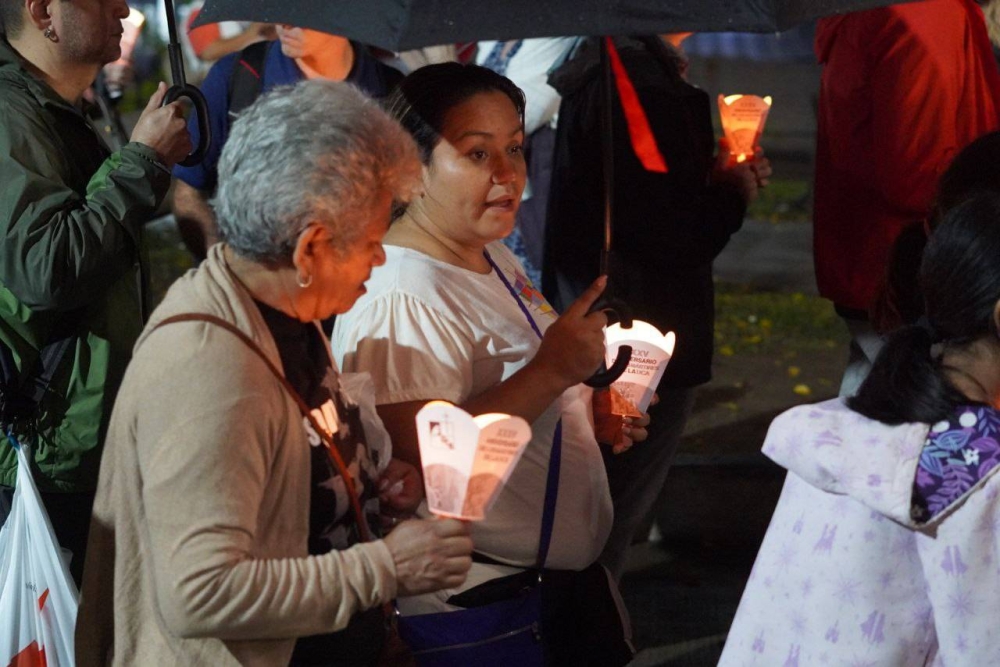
[483,248,543,340]
[482,247,561,568]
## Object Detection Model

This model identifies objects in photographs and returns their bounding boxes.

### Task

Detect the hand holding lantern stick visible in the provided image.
[717,95,774,201]
[713,139,773,204]
[594,390,655,454]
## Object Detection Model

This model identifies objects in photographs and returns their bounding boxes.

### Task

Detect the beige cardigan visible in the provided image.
[76,245,397,666]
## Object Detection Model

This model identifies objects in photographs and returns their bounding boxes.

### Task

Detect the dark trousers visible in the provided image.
[599,387,696,580]
[0,485,96,587]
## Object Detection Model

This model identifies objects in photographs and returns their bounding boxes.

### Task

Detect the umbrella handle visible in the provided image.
[163,83,211,167]
[584,296,633,388]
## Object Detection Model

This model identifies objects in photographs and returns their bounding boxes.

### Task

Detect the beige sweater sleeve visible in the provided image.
[135,328,397,640]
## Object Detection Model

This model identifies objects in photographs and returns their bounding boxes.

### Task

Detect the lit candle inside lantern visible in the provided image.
[718,94,773,163]
[604,320,676,415]
[415,401,531,521]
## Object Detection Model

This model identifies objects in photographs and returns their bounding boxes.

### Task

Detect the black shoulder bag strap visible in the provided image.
[227,40,270,120]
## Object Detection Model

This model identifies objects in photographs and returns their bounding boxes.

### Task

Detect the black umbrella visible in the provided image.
[193,0,900,386]
[194,0,904,52]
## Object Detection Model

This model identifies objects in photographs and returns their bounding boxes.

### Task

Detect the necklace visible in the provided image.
[397,214,489,273]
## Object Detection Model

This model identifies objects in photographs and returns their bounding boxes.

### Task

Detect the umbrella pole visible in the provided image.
[159,0,212,166]
[162,0,186,86]
[579,36,635,389]
[600,37,614,277]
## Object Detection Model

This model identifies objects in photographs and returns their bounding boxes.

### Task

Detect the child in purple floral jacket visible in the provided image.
[721,191,1000,666]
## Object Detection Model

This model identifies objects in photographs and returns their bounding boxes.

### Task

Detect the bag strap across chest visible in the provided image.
[152,312,372,541]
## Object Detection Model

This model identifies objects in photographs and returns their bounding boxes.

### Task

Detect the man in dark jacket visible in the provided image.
[544,35,769,578]
[0,0,191,584]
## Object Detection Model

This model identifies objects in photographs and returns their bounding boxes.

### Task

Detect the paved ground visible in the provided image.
[617,208,843,666]
[714,219,816,295]
[620,458,789,665]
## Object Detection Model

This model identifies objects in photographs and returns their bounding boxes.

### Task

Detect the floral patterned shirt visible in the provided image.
[911,403,1000,522]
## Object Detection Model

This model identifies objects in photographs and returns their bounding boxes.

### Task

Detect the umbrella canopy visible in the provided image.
[191,0,909,386]
[194,0,909,51]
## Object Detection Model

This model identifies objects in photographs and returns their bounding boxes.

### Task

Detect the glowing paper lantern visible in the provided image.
[117,8,146,65]
[415,401,531,521]
[104,8,146,99]
[604,320,676,414]
[717,94,773,163]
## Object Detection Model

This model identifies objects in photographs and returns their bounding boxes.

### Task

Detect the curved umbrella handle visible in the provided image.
[584,296,633,388]
[163,83,211,167]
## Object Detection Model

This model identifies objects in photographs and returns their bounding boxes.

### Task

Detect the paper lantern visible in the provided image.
[718,94,773,163]
[415,401,531,521]
[118,8,146,64]
[604,320,676,414]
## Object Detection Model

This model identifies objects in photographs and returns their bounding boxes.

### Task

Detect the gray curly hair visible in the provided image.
[216,80,420,265]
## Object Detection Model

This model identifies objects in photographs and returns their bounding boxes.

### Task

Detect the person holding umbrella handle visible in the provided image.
[0,0,191,587]
[162,0,210,166]
[333,63,645,665]
[584,290,634,387]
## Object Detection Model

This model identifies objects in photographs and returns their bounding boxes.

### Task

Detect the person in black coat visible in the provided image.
[543,34,771,578]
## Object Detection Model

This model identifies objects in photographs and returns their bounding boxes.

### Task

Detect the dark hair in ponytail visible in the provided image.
[850,192,1000,424]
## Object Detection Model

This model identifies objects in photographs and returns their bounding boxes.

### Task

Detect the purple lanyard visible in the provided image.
[483,248,560,569]
[483,249,543,340]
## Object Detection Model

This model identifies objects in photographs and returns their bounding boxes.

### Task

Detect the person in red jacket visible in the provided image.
[813,0,1000,396]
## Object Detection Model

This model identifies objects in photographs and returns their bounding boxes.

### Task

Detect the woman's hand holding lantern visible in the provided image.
[712,138,772,205]
[593,390,656,454]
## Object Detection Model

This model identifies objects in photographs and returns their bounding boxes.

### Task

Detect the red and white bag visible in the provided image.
[0,442,79,667]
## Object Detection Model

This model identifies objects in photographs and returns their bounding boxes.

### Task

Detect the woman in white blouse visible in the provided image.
[332,63,645,665]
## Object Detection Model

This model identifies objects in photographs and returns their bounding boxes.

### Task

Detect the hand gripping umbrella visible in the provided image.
[162,0,211,166]
[583,38,634,388]
[192,0,902,386]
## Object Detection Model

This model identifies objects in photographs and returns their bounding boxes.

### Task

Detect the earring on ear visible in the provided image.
[43,26,58,42]
[296,272,313,289]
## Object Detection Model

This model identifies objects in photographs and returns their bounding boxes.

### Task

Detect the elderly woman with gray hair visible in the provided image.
[75,80,473,667]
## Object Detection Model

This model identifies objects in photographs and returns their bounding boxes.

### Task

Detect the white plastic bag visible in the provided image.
[0,441,79,667]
